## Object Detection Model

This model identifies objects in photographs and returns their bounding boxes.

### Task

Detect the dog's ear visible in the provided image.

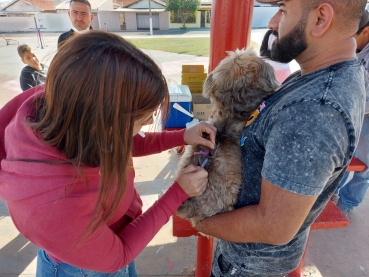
[218,86,273,121]
[203,72,215,99]
[257,58,281,91]
[201,47,280,121]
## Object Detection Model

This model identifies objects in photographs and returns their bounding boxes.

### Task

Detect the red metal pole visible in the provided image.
[193,2,255,275]
[195,235,214,277]
[209,0,254,72]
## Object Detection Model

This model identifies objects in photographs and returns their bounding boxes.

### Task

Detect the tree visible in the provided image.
[165,0,201,30]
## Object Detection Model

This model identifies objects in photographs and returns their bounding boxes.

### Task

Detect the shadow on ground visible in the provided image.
[0,234,38,274]
[136,236,197,277]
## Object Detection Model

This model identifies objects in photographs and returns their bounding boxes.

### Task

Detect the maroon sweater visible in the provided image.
[0,86,189,273]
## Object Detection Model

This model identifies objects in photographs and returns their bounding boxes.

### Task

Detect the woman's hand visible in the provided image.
[183,121,217,149]
[176,165,208,197]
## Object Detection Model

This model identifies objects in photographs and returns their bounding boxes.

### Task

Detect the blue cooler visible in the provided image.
[165,85,192,128]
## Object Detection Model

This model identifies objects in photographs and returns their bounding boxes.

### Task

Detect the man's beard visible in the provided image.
[271,18,308,63]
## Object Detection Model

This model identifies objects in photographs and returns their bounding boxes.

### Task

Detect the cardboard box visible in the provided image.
[192,93,213,121]
[165,85,193,128]
[181,73,208,93]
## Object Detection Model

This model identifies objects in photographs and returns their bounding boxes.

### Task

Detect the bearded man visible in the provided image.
[195,1,367,276]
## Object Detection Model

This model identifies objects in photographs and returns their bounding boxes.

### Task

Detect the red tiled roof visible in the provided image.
[23,0,55,11]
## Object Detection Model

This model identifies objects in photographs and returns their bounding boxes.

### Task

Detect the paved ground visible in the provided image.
[0,29,368,277]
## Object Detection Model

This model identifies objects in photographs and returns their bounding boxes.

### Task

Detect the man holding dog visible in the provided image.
[195,0,367,276]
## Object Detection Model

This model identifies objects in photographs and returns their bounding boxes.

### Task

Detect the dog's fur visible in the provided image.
[175,47,280,226]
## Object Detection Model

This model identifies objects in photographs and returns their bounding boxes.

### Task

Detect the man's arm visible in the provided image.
[57,34,65,49]
[57,32,71,49]
[195,101,353,245]
[20,69,35,91]
[195,177,317,245]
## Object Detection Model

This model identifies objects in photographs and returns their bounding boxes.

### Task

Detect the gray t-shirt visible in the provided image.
[211,59,365,277]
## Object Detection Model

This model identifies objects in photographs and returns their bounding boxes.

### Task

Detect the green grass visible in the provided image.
[126,37,260,57]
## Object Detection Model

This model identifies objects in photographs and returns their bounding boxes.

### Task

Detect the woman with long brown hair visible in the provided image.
[0,31,215,276]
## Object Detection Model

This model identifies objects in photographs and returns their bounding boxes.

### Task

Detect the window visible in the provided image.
[206,10,211,24]
[170,10,196,24]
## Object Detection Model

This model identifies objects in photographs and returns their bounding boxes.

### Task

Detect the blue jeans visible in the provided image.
[36,249,138,277]
[337,115,369,212]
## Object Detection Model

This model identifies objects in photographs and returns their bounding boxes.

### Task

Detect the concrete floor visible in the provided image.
[0,30,368,277]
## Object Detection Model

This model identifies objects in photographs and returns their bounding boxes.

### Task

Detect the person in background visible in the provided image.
[260,29,291,83]
[0,31,216,276]
[334,9,369,216]
[58,0,93,48]
[195,0,366,276]
[17,44,48,91]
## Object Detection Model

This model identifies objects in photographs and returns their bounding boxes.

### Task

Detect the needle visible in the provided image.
[201,158,209,168]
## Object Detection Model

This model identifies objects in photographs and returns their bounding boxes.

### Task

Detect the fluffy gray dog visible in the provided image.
[175,47,280,226]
